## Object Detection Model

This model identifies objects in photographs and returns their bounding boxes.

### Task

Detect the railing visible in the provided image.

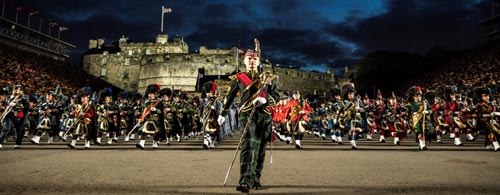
[0,24,71,57]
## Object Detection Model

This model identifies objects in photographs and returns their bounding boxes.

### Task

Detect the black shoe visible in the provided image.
[202,144,209,150]
[396,141,400,145]
[351,146,358,150]
[338,142,344,145]
[67,144,75,149]
[251,181,261,190]
[295,144,302,150]
[379,139,386,143]
[332,140,337,143]
[419,146,428,150]
[236,183,250,193]
[136,143,144,150]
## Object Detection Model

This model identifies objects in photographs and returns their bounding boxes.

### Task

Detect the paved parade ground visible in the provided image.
[1,134,500,195]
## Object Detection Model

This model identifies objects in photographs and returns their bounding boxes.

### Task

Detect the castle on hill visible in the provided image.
[83,34,349,96]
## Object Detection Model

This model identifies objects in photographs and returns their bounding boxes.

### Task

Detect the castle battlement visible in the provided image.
[83,34,343,96]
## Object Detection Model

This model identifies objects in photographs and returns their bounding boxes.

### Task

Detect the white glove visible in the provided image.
[151,107,156,112]
[9,102,16,107]
[299,111,306,114]
[252,97,267,107]
[423,110,429,114]
[217,115,225,125]
[211,105,215,110]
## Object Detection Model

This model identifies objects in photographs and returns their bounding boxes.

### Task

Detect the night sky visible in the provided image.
[4,0,493,75]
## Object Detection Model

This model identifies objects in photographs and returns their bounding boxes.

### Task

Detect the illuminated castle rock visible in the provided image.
[83,34,346,95]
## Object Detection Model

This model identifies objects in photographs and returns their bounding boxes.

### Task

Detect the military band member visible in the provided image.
[159,87,178,145]
[25,95,39,139]
[286,91,312,149]
[172,90,186,142]
[0,85,28,149]
[462,97,478,141]
[118,91,134,142]
[96,88,119,145]
[475,87,499,151]
[217,45,279,193]
[31,91,59,144]
[429,91,446,143]
[406,86,432,150]
[130,93,143,141]
[329,86,344,144]
[340,83,365,150]
[135,84,164,149]
[443,85,464,146]
[200,81,223,149]
[67,87,95,149]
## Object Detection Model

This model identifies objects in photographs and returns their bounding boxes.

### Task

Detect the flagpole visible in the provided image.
[39,18,42,32]
[58,29,61,39]
[15,11,18,23]
[1,0,5,18]
[161,6,164,33]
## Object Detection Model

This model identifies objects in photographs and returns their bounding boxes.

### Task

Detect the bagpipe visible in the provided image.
[63,101,92,136]
[0,94,21,123]
[127,97,161,136]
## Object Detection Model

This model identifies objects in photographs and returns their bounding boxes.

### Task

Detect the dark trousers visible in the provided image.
[238,109,272,184]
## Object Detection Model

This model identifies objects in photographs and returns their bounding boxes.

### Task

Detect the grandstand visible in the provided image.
[0,17,74,62]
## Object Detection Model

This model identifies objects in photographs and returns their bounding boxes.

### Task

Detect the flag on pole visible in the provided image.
[16,6,23,12]
[50,22,58,27]
[162,7,172,14]
[29,11,39,16]
[59,26,69,31]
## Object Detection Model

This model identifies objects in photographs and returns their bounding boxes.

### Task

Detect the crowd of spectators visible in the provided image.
[0,44,115,97]
[399,40,500,99]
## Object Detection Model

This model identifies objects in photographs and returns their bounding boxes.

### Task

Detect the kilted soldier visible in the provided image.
[67,87,96,149]
[59,95,77,142]
[31,91,60,144]
[406,86,432,150]
[462,96,478,141]
[135,84,164,149]
[389,94,408,145]
[443,85,464,146]
[96,88,119,145]
[474,87,499,151]
[429,90,447,143]
[340,83,366,150]
[329,86,344,144]
[183,93,197,140]
[286,90,312,149]
[172,89,186,142]
[217,44,280,192]
[25,95,39,139]
[0,85,28,149]
[369,94,384,142]
[272,96,288,141]
[118,91,134,142]
[130,93,142,140]
[159,87,178,145]
[200,81,223,149]
[317,98,329,140]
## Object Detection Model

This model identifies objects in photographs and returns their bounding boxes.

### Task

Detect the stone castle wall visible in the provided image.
[83,35,345,96]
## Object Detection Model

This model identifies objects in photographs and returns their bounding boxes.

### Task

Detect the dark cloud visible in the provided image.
[328,0,489,55]
[10,0,492,74]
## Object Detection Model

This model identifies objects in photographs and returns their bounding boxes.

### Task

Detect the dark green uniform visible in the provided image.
[220,71,279,186]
